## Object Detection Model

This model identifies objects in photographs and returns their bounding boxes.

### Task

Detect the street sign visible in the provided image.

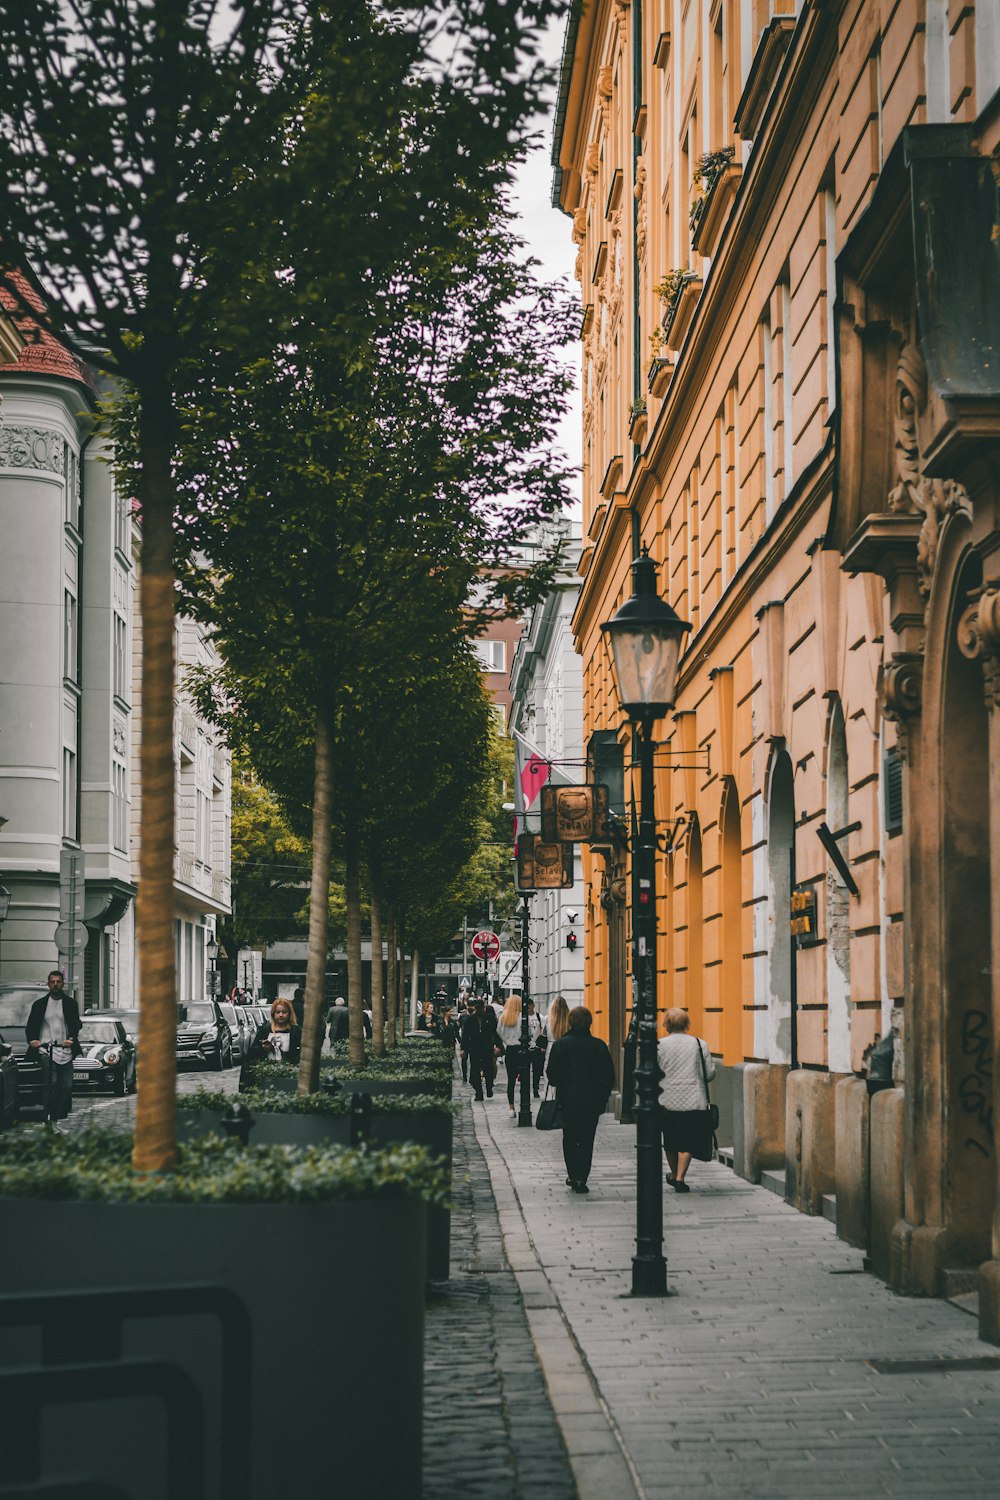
[471,929,500,962]
[498,952,522,990]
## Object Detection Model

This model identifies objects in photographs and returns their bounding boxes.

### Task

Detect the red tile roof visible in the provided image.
[0,271,96,391]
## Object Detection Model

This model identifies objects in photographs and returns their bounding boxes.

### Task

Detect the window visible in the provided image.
[762,312,776,525]
[113,614,128,704]
[196,790,211,866]
[779,278,793,495]
[491,702,506,733]
[475,640,506,673]
[113,762,127,852]
[63,746,78,840]
[823,187,837,414]
[63,591,78,683]
[114,488,130,558]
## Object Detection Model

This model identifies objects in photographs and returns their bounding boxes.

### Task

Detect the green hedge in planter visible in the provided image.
[188,1086,458,1117]
[0,1125,448,1207]
[242,1059,452,1094]
[0,1125,430,1499]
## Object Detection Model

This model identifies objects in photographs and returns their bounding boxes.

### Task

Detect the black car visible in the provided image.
[176,1000,233,1070]
[73,1018,136,1096]
[0,984,54,1108]
[0,1031,18,1128]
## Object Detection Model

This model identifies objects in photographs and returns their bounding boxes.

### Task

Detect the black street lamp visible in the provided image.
[601,548,691,1297]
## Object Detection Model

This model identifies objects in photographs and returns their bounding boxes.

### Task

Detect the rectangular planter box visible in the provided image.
[0,1193,425,1499]
[179,1107,454,1280]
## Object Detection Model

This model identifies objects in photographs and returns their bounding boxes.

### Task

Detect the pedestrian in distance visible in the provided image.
[547,993,570,1043]
[291,987,305,1028]
[545,1006,615,1195]
[459,996,498,1101]
[437,1004,460,1062]
[250,997,302,1064]
[657,1008,716,1192]
[328,996,350,1046]
[25,970,82,1125]
[416,1000,436,1032]
[496,994,527,1118]
[527,998,545,1097]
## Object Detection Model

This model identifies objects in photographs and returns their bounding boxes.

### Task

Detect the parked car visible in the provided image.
[73,1018,136,1096]
[85,1006,140,1047]
[176,1000,233,1070]
[234,1004,258,1056]
[0,983,53,1108]
[0,1031,19,1128]
[220,1001,251,1064]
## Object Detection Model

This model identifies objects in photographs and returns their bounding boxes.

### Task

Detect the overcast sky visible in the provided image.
[509,16,582,510]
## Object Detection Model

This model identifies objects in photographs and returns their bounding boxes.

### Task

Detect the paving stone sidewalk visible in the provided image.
[472,1093,1000,1500]
[423,1091,577,1499]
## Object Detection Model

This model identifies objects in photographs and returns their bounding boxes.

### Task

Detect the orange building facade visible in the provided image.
[556,0,1000,1335]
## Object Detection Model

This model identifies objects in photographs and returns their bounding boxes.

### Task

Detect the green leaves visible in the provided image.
[0,1127,450,1206]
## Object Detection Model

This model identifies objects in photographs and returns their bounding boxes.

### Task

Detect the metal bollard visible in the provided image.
[220,1100,255,1146]
[349,1091,372,1147]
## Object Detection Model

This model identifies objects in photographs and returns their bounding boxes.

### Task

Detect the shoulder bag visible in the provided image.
[535,1080,563,1131]
[698,1040,720,1131]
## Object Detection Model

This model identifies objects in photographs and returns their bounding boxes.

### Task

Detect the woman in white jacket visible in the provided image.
[657,1008,716,1192]
[497,994,527,1117]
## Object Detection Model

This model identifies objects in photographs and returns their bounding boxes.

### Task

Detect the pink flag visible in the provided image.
[520,752,551,811]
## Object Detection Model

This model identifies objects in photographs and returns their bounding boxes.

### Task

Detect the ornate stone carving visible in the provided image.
[886,343,971,606]
[957,579,1000,709]
[597,65,613,135]
[634,157,648,264]
[571,207,587,245]
[0,424,65,473]
[612,0,629,48]
[880,650,924,761]
[113,717,127,757]
[585,141,599,178]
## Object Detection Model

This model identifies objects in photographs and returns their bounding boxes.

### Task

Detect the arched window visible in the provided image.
[826,700,851,1072]
[767,749,795,1065]
[721,779,744,1063]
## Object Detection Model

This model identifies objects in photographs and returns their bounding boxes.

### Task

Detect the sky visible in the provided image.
[509,15,583,510]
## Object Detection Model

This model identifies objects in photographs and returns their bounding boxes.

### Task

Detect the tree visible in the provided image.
[0,0,568,1166]
[0,0,406,1170]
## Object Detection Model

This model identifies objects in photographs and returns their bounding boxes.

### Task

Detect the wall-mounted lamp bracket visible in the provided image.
[816,820,861,897]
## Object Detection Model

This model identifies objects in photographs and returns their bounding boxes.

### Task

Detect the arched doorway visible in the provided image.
[826,701,852,1073]
[940,556,993,1264]
[721,779,743,1063]
[767,749,796,1065]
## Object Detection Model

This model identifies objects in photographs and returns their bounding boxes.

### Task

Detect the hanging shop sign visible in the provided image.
[516,832,575,890]
[539,782,610,844]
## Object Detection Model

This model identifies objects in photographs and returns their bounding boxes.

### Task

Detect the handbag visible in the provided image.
[698,1041,720,1131]
[535,1081,563,1131]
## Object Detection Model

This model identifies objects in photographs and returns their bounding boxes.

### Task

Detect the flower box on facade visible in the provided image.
[692,161,742,257]
[663,274,703,350]
[647,355,676,397]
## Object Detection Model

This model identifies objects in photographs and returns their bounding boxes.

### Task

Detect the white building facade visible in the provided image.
[0,299,230,1007]
[508,529,586,1011]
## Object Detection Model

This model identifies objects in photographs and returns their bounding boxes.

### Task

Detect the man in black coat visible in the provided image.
[459,997,498,1100]
[545,1005,615,1194]
[25,970,82,1123]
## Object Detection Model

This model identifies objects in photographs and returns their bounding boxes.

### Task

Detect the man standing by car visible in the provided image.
[25,971,82,1124]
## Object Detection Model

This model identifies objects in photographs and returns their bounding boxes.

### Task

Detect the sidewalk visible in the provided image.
[470,1090,1000,1500]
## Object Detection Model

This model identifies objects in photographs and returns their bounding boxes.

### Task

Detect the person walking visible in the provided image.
[328,996,349,1046]
[496,994,527,1118]
[437,1004,460,1061]
[657,1008,716,1192]
[459,997,498,1101]
[25,970,82,1125]
[545,1006,615,1195]
[250,997,302,1064]
[527,999,545,1097]
[547,994,570,1044]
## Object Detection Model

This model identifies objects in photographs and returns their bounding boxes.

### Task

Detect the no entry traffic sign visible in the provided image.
[471,929,501,962]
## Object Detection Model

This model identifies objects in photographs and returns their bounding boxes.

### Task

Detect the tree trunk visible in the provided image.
[409,943,419,1033]
[297,704,333,1094]
[345,821,366,1068]
[132,400,178,1175]
[370,878,386,1057]
[385,905,398,1049]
